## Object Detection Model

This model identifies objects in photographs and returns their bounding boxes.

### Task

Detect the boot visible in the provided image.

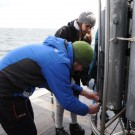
[69,123,85,135]
[56,127,69,135]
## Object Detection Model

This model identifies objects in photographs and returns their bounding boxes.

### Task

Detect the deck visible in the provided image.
[0,87,131,135]
[0,88,92,135]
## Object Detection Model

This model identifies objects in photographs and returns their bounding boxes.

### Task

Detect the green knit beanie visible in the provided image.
[73,41,93,67]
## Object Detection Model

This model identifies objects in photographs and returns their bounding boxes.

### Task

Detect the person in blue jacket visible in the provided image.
[0,36,99,135]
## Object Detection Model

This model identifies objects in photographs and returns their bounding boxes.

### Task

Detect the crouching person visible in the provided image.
[0,36,100,135]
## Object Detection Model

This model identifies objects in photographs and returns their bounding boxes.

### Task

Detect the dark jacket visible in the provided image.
[55,20,91,86]
[55,20,79,42]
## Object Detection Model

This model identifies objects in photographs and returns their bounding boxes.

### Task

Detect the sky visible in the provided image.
[0,0,105,29]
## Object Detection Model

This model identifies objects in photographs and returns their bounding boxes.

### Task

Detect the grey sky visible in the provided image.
[0,0,105,28]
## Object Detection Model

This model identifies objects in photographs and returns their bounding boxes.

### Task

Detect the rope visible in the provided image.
[110,37,135,42]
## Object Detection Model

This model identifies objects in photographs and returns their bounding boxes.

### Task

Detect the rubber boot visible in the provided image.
[69,123,85,135]
[56,128,69,135]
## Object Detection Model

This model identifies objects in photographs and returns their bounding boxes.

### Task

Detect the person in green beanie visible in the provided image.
[0,36,99,135]
[73,41,93,68]
[54,11,96,135]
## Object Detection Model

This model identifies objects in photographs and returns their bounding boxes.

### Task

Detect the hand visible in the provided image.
[83,31,92,43]
[86,92,99,102]
[89,103,100,114]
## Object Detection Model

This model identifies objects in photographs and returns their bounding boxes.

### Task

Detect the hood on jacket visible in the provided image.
[67,20,75,27]
[68,20,79,31]
[43,36,74,67]
[43,36,67,53]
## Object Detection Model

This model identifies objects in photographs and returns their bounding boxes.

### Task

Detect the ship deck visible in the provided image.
[0,87,129,135]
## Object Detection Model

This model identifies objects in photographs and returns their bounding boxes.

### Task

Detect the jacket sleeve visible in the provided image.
[55,26,69,40]
[42,63,89,116]
[71,83,83,92]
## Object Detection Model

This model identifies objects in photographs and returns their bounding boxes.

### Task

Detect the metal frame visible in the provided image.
[89,0,132,134]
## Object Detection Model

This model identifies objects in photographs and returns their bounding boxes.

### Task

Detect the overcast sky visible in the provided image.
[0,0,105,29]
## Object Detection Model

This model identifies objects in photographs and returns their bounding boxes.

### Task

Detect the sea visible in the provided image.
[0,28,57,58]
[0,28,95,59]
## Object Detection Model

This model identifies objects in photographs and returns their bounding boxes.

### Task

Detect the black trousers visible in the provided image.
[0,97,37,135]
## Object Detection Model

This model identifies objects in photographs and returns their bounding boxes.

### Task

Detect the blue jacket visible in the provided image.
[0,36,88,115]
